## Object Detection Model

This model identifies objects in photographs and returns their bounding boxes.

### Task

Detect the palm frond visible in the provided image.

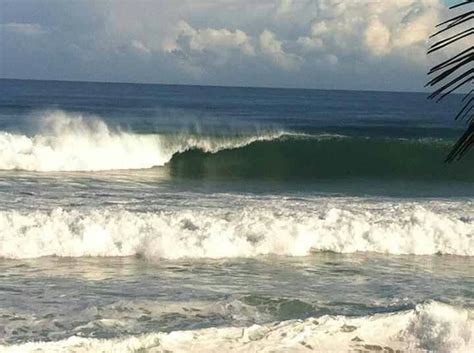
[427,0,473,162]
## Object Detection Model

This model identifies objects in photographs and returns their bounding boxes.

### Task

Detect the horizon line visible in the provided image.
[0,77,433,95]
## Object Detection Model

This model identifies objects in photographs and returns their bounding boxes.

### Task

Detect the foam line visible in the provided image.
[1,204,472,259]
[2,301,472,353]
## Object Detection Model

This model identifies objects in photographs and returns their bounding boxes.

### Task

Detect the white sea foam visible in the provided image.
[0,111,285,171]
[0,202,472,259]
[2,301,472,353]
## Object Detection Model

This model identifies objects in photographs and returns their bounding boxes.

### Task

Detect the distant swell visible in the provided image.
[1,203,472,259]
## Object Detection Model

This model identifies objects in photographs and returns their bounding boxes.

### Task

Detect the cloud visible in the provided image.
[275,0,294,15]
[159,21,257,79]
[297,36,324,53]
[259,30,301,70]
[365,18,392,56]
[1,23,46,36]
[0,0,457,91]
[130,40,151,55]
[167,21,255,56]
[295,0,442,63]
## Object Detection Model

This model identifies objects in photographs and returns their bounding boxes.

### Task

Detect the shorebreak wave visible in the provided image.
[2,301,472,353]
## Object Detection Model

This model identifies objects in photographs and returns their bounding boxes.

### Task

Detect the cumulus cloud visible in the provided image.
[365,18,392,56]
[296,0,442,63]
[259,30,301,70]
[297,36,324,53]
[167,21,254,56]
[276,0,294,15]
[0,0,457,91]
[159,21,257,78]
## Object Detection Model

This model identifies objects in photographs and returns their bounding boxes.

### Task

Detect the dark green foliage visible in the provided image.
[427,0,473,161]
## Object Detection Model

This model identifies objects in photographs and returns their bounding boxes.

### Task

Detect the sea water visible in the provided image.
[0,79,472,352]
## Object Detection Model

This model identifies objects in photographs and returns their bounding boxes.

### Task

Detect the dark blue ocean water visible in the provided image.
[0,79,473,194]
[0,78,466,137]
[0,79,472,351]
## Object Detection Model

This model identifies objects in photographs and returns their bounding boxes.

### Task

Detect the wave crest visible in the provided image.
[0,111,285,171]
[1,111,472,181]
[1,203,472,259]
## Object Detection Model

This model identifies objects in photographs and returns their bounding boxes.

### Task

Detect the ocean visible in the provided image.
[0,78,472,352]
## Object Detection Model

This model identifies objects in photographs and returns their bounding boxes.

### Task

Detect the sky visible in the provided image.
[0,0,463,91]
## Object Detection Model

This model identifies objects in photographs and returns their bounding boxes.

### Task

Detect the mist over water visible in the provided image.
[0,80,472,352]
[1,110,471,183]
[0,111,288,171]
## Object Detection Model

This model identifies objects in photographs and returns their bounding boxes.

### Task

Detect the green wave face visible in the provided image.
[167,136,474,181]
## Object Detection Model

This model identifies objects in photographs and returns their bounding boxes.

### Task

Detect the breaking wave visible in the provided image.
[2,301,472,353]
[1,203,472,259]
[168,135,474,182]
[0,111,286,172]
[0,111,472,181]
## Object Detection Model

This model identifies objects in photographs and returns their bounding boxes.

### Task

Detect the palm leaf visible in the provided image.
[427,0,473,162]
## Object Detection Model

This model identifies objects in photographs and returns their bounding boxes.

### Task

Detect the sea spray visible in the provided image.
[1,111,472,181]
[0,111,287,171]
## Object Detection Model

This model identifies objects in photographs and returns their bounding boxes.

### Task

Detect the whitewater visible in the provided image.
[2,111,472,183]
[4,301,473,353]
[0,111,288,171]
[1,80,472,353]
[1,201,472,259]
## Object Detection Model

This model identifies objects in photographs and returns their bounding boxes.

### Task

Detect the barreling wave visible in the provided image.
[3,301,472,353]
[0,111,472,181]
[1,202,472,259]
[168,135,474,181]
